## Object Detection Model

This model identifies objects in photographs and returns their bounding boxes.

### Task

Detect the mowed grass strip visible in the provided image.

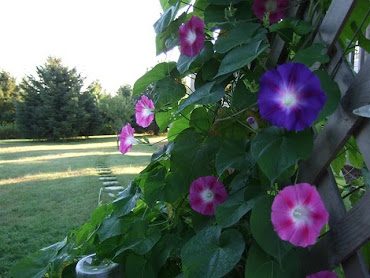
[0,135,164,277]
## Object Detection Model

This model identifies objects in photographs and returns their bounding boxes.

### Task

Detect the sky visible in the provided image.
[0,0,179,93]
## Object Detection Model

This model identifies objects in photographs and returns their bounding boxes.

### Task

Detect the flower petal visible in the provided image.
[189,176,227,215]
[271,183,329,247]
[179,16,205,57]
[258,63,326,131]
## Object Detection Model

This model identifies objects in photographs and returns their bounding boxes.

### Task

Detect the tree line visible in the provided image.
[0,57,157,140]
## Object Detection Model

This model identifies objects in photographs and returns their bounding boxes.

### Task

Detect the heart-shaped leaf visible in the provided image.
[182,226,245,278]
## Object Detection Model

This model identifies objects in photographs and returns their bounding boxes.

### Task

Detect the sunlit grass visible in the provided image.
[0,135,166,277]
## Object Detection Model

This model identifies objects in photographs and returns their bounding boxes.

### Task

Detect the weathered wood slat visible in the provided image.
[303,169,370,277]
[298,59,369,184]
[355,119,370,170]
[313,0,357,53]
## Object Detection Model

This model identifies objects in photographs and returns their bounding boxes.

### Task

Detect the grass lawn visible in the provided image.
[0,135,165,277]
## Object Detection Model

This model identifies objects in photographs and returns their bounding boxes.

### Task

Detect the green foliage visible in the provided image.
[13,1,368,277]
[0,70,20,124]
[0,123,21,139]
[16,57,102,140]
[251,127,313,184]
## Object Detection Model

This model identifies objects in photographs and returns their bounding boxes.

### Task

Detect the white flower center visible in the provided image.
[265,0,277,12]
[292,206,309,224]
[281,93,297,107]
[201,189,214,202]
[125,135,137,146]
[187,30,197,44]
[142,107,153,117]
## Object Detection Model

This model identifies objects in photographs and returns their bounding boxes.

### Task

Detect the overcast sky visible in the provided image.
[0,0,178,93]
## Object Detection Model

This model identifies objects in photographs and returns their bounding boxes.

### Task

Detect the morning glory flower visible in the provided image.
[271,183,329,247]
[118,123,137,155]
[253,0,289,24]
[135,95,155,128]
[306,270,338,278]
[179,16,205,57]
[257,63,326,131]
[189,176,227,215]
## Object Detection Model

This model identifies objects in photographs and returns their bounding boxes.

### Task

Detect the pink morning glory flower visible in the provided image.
[253,0,289,24]
[306,270,338,278]
[189,176,227,215]
[257,63,326,131]
[179,16,205,57]
[135,95,155,128]
[271,183,329,247]
[118,123,137,155]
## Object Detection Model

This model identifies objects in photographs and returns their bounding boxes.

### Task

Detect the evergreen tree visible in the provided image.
[0,71,20,124]
[78,81,103,137]
[99,85,135,134]
[17,57,88,140]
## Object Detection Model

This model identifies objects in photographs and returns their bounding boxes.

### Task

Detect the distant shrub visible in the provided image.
[0,123,22,139]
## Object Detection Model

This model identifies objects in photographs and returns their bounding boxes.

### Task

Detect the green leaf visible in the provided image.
[214,22,266,53]
[216,41,269,77]
[340,0,370,52]
[151,141,174,162]
[133,62,176,94]
[125,253,156,278]
[97,214,131,242]
[293,43,329,67]
[171,128,221,183]
[245,243,301,278]
[215,140,253,175]
[245,243,284,278]
[113,182,141,217]
[150,234,179,273]
[182,226,245,278]
[314,70,341,122]
[215,186,263,228]
[232,78,257,109]
[347,136,364,169]
[250,196,292,262]
[167,114,191,141]
[153,76,186,108]
[155,12,187,55]
[270,17,312,35]
[154,4,179,34]
[251,127,313,183]
[177,41,214,74]
[10,240,66,278]
[190,106,213,133]
[207,0,244,4]
[178,82,225,112]
[116,220,161,256]
[202,58,220,81]
[143,166,167,207]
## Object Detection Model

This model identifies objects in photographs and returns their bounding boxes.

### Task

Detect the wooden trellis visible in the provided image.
[268,0,370,277]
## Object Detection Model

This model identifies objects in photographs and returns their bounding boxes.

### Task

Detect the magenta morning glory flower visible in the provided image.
[135,95,155,128]
[189,176,227,215]
[118,123,137,155]
[179,16,205,57]
[271,183,329,247]
[257,63,326,131]
[306,270,338,278]
[253,0,289,24]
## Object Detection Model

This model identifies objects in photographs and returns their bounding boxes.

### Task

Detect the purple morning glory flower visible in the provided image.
[257,63,326,131]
